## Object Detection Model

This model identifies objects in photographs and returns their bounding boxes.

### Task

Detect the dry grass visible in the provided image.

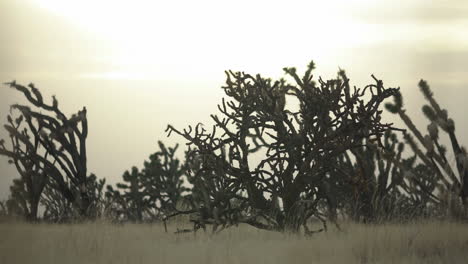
[1,220,467,264]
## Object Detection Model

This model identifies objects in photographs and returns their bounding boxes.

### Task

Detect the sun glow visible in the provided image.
[32,0,375,80]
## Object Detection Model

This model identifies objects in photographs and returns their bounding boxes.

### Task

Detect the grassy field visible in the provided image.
[1,220,467,264]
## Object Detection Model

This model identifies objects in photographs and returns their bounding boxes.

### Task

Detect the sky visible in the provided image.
[0,0,467,200]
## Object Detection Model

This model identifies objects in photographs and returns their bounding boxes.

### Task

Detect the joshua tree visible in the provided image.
[0,81,93,218]
[0,112,48,221]
[386,80,468,218]
[167,61,401,233]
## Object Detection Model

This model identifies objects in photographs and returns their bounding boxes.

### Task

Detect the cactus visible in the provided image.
[385,80,468,218]
[111,167,148,222]
[178,149,246,233]
[41,173,106,222]
[108,141,188,222]
[329,130,403,222]
[0,110,48,221]
[167,61,400,233]
[1,82,93,219]
[141,141,189,218]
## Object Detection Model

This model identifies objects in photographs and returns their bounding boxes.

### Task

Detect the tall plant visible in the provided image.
[386,80,468,217]
[167,61,400,233]
[0,82,93,218]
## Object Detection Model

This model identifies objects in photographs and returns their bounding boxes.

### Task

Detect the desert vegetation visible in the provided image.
[2,221,468,264]
[1,61,467,262]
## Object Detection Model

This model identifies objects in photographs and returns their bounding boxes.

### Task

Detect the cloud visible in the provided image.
[0,0,115,80]
[350,0,468,24]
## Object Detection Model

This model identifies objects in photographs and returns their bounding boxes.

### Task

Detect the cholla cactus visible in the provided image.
[180,149,246,233]
[108,141,188,223]
[330,131,405,222]
[167,61,400,233]
[141,142,189,218]
[112,167,148,222]
[386,80,468,218]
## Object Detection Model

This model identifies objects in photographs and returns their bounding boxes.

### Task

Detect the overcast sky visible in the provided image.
[1,0,467,200]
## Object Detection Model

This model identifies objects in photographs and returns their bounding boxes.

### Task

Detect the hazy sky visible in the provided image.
[1,0,467,199]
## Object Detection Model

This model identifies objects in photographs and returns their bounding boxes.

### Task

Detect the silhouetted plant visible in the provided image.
[111,167,148,222]
[140,141,189,218]
[104,185,128,222]
[0,81,94,218]
[177,149,246,233]
[386,80,468,218]
[0,181,29,220]
[0,200,8,220]
[1,198,24,220]
[6,178,33,220]
[108,141,188,222]
[81,173,107,219]
[41,173,106,222]
[332,129,445,222]
[167,61,400,233]
[398,156,441,218]
[329,131,404,222]
[41,179,74,222]
[0,110,48,221]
